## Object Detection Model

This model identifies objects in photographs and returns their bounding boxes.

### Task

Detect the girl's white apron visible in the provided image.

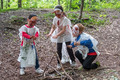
[18,25,39,67]
[51,16,73,63]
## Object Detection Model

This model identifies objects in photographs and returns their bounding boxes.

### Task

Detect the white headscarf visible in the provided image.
[54,8,62,12]
[72,25,79,36]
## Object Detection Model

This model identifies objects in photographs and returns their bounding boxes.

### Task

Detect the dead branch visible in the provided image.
[38,63,65,80]
[41,54,55,77]
[55,53,74,80]
[47,63,63,76]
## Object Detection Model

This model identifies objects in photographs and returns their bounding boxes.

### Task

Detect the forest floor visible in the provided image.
[0,9,120,80]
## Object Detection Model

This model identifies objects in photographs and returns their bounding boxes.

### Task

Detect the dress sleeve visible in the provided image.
[19,25,27,33]
[63,17,71,27]
[52,17,56,25]
[80,39,93,48]
[22,32,31,39]
[34,26,40,37]
[19,25,28,40]
[35,32,39,37]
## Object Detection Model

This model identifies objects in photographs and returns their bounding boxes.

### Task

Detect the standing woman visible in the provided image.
[47,5,76,68]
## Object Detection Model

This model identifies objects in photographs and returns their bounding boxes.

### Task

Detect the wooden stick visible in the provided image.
[36,54,57,78]
[47,63,63,76]
[55,53,73,80]
[42,54,55,77]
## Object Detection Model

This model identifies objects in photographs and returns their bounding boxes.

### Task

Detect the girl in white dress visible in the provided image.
[47,5,76,68]
[18,14,43,75]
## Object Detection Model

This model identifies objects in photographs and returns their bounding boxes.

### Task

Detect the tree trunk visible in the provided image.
[89,0,91,8]
[69,0,72,11]
[58,0,60,5]
[8,0,10,7]
[6,0,8,9]
[18,0,22,8]
[1,0,3,9]
[66,0,69,10]
[79,0,84,20]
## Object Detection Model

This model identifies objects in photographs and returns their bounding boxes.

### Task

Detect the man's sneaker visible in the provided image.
[20,69,25,75]
[57,63,61,69]
[70,61,77,67]
[35,68,44,74]
[96,61,100,67]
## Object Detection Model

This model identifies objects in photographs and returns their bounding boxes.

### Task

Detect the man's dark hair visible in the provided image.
[28,14,37,19]
[54,5,63,12]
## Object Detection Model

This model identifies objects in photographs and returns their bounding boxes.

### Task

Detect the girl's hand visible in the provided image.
[32,36,37,40]
[30,36,33,39]
[67,45,72,48]
[52,35,58,39]
[30,36,36,40]
[46,33,52,37]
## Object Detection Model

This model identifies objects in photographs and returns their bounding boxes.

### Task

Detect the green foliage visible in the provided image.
[10,15,26,25]
[112,16,118,19]
[81,16,96,26]
[70,0,80,9]
[67,12,79,19]
[0,0,119,28]
[81,17,105,27]
[89,7,100,12]
[84,0,120,11]
[41,13,54,19]
[1,0,120,11]
[96,19,105,26]
[38,12,54,26]
[66,11,107,27]
[99,14,107,18]
[8,33,13,37]
[0,8,19,13]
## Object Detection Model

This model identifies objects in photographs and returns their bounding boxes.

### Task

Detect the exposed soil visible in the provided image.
[0,9,120,80]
